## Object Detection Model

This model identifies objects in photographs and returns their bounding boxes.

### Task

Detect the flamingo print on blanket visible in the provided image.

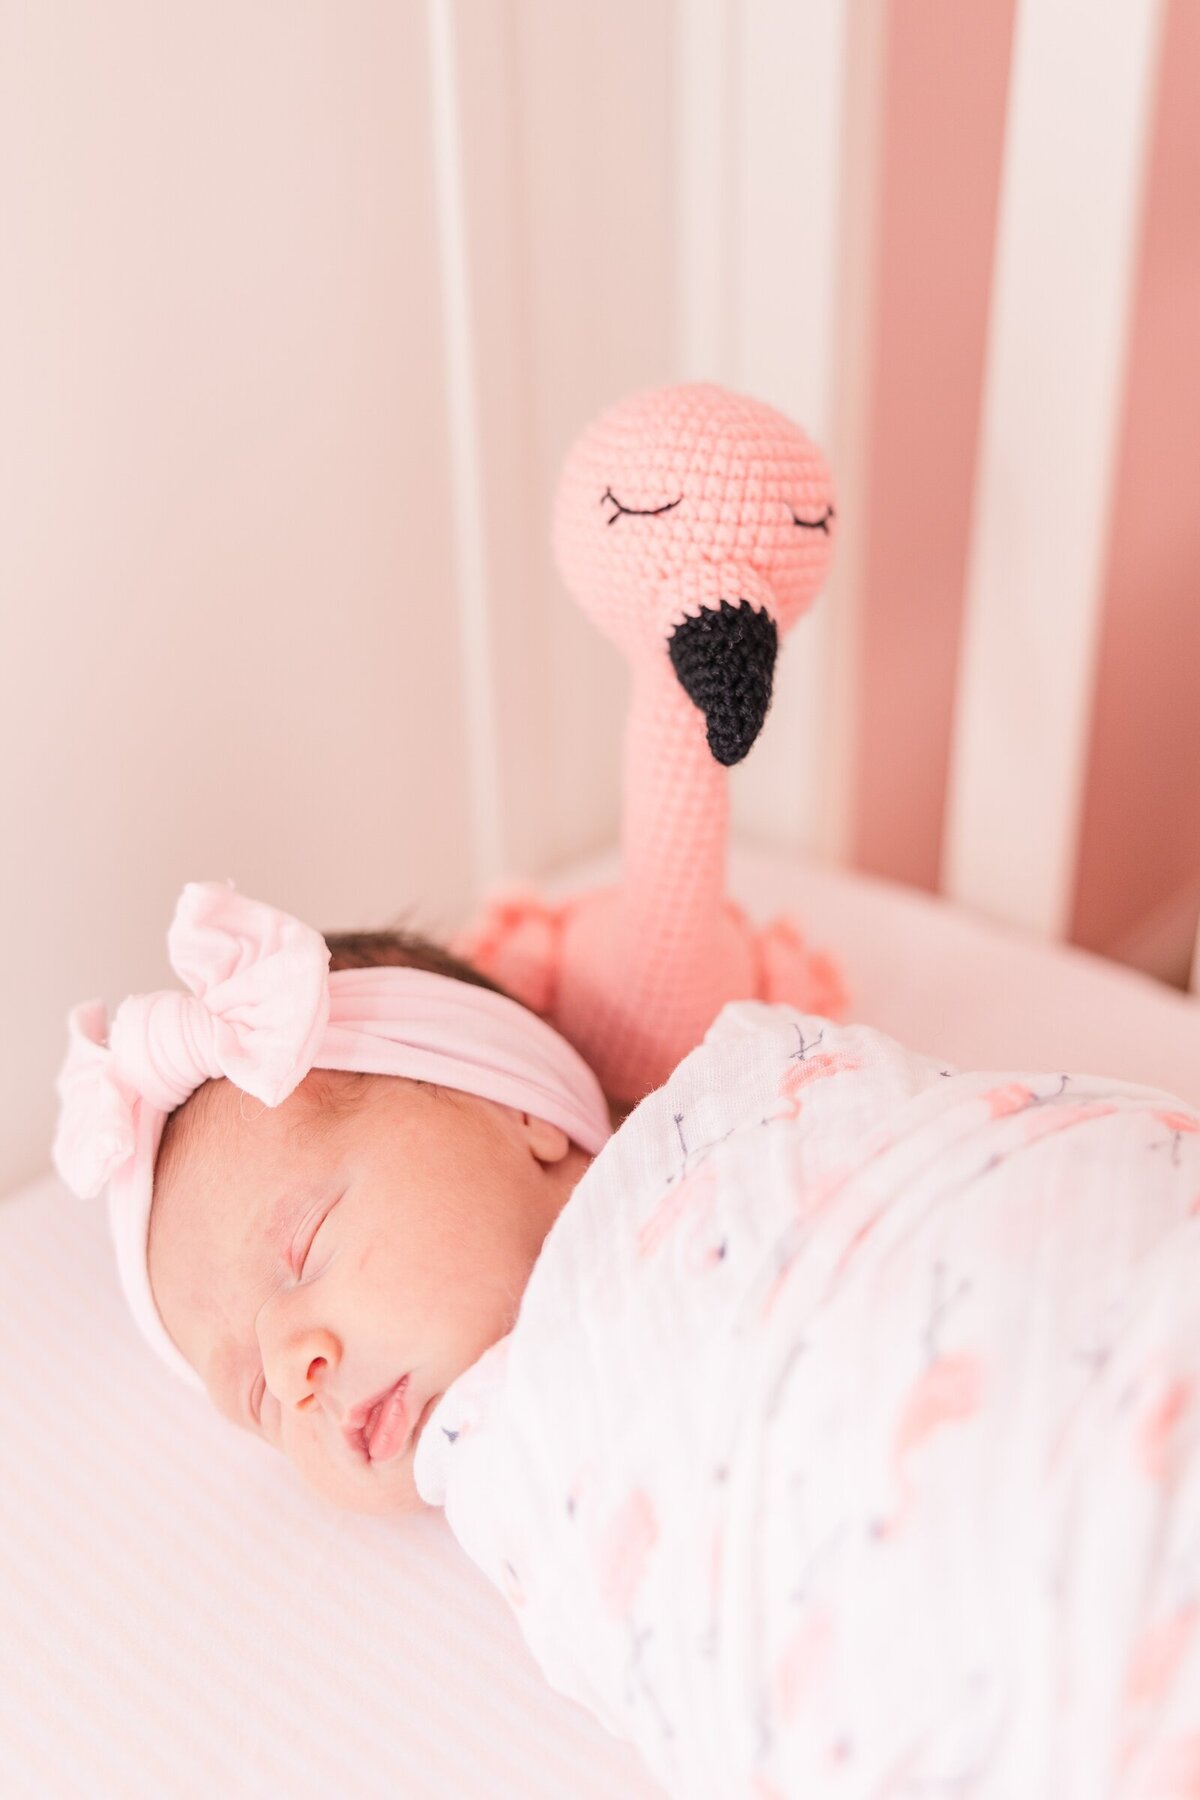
[414,1002,1200,1798]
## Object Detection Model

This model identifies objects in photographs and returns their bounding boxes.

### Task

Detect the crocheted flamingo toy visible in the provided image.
[452,381,849,1105]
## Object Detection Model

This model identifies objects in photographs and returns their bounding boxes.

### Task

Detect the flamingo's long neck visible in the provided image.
[614,656,729,981]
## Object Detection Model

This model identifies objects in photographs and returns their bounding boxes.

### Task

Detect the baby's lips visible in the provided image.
[362,1376,414,1463]
[370,1387,440,1464]
[344,1372,410,1461]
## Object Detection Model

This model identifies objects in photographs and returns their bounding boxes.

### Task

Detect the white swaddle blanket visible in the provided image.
[413,1003,1200,1799]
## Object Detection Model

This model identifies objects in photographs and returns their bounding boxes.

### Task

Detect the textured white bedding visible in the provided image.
[0,1168,663,1800]
[3,846,1198,1798]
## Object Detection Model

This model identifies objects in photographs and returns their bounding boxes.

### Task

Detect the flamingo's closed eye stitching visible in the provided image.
[601,488,835,534]
[601,486,684,525]
[791,505,835,534]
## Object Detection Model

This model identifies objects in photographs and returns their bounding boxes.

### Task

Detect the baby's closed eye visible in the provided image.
[292,1190,344,1279]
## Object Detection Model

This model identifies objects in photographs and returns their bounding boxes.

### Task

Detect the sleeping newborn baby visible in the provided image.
[52,879,614,1519]
[54,881,1200,1799]
[147,1021,594,1518]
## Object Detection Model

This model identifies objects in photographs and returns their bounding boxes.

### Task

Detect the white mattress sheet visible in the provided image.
[0,1169,662,1800]
[4,846,1198,1800]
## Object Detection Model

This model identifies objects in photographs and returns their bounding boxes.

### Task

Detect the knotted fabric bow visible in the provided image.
[52,880,613,1392]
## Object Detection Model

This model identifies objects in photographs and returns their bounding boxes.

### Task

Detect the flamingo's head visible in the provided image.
[552,382,836,764]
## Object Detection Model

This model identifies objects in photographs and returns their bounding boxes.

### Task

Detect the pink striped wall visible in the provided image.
[852,0,1016,892]
[851,0,1200,970]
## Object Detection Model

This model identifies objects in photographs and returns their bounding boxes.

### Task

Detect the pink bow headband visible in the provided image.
[51,880,613,1391]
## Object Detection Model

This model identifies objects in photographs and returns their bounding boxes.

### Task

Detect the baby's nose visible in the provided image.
[264,1326,341,1409]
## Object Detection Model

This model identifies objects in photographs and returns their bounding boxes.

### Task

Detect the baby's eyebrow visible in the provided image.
[263,1187,302,1258]
[262,1172,330,1262]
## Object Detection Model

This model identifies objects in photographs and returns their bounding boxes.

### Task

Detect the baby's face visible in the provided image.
[147,1071,590,1514]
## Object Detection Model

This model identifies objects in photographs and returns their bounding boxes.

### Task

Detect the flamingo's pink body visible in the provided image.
[454,382,849,1104]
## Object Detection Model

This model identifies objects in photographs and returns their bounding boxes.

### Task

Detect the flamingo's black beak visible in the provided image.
[666,598,779,766]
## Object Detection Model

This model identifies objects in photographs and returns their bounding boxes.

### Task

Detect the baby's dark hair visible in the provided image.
[322,925,514,994]
[152,924,526,1205]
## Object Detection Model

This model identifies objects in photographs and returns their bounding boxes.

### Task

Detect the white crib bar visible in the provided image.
[675,0,856,858]
[941,0,1166,941]
[428,0,508,897]
[674,0,739,386]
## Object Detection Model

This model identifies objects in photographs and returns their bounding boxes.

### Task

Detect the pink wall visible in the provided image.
[852,0,1200,968]
[852,0,1016,892]
[3,2,1196,1193]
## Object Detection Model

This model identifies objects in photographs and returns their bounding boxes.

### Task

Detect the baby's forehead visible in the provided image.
[152,1074,333,1236]
[194,1067,348,1143]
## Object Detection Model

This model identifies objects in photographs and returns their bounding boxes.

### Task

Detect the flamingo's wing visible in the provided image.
[449,886,566,1015]
[753,912,851,1020]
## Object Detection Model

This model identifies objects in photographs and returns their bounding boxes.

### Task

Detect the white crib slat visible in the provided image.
[732,0,852,857]
[674,0,739,383]
[427,0,507,895]
[676,0,858,855]
[943,0,1168,939]
[734,0,846,468]
[429,1,677,901]
[941,0,1167,940]
[512,3,674,877]
[427,0,556,896]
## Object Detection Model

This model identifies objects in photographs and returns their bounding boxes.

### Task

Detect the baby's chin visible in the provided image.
[326,1482,437,1518]
[292,1448,435,1517]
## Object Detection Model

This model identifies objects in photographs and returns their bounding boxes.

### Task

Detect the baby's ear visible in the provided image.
[520,1113,572,1165]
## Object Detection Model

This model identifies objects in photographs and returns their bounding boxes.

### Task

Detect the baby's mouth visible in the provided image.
[344,1374,410,1463]
[363,1377,413,1462]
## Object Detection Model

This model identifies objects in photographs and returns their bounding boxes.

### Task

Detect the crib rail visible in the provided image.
[425,0,1196,968]
[665,0,1197,983]
[941,0,1167,941]
[5,0,1199,1193]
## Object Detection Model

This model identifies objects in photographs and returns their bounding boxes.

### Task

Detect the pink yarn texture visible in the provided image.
[455,381,849,1103]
